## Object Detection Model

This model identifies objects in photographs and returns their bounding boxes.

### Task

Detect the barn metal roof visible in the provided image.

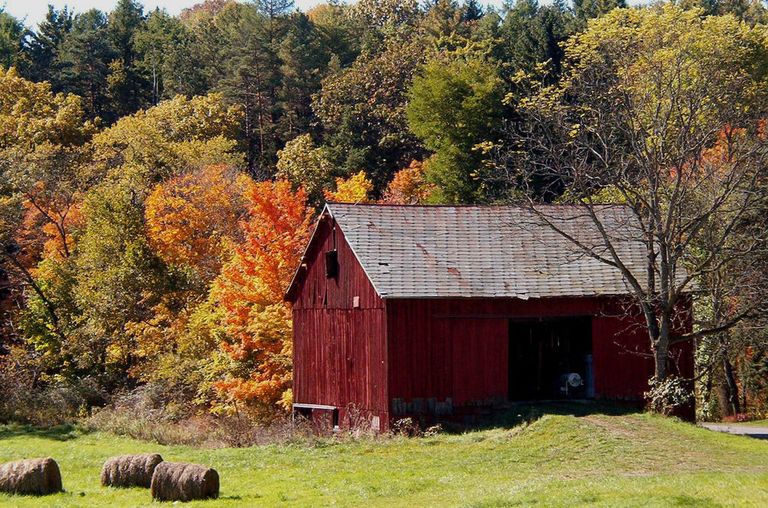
[321,203,649,299]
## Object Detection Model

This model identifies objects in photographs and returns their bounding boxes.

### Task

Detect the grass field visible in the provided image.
[738,419,768,427]
[2,408,768,507]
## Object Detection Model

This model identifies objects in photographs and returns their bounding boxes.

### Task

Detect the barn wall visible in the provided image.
[386,298,603,418]
[591,308,653,399]
[292,216,381,311]
[386,297,693,419]
[592,298,694,399]
[291,217,388,430]
[386,302,509,407]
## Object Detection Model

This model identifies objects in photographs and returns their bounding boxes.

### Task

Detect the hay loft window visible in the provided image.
[325,250,338,278]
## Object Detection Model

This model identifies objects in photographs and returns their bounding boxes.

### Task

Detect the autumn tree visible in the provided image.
[324,170,374,203]
[212,180,313,416]
[276,134,334,203]
[91,93,244,179]
[0,69,95,346]
[132,165,255,405]
[10,92,245,391]
[145,164,252,281]
[382,160,434,204]
[687,128,768,418]
[509,5,768,411]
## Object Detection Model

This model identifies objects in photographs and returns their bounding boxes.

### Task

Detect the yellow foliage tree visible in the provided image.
[91,94,244,179]
[0,67,95,150]
[324,170,374,203]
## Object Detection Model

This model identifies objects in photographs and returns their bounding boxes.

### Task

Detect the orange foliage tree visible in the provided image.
[145,165,253,281]
[381,160,434,204]
[212,180,314,415]
[18,185,84,267]
[324,170,373,203]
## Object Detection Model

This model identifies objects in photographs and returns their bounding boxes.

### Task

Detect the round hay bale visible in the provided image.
[150,461,219,502]
[100,453,163,488]
[0,458,63,496]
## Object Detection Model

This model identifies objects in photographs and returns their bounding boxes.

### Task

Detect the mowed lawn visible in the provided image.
[2,412,768,507]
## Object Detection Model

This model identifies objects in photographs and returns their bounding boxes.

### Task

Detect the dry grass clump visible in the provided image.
[150,461,219,502]
[100,453,163,488]
[86,404,317,448]
[0,458,63,496]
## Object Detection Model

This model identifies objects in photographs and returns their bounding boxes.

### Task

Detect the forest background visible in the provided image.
[1,0,767,434]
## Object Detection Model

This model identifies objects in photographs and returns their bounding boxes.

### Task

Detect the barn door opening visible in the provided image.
[508,317,593,400]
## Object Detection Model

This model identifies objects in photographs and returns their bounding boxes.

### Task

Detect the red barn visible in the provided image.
[285,203,693,431]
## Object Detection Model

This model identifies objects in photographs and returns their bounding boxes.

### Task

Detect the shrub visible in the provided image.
[84,387,316,447]
[0,351,105,426]
[645,376,693,416]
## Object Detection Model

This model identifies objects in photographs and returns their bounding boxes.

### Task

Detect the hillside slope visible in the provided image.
[1,413,767,507]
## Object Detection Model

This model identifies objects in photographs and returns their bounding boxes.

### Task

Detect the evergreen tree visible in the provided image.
[420,0,461,41]
[216,1,294,176]
[307,2,360,68]
[107,0,150,117]
[679,0,768,24]
[58,10,115,120]
[160,29,210,98]
[21,6,73,87]
[277,13,328,140]
[461,0,484,22]
[135,9,171,104]
[499,0,572,79]
[0,9,24,70]
[573,0,626,25]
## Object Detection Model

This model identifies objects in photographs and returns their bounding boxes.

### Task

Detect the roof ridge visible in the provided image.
[326,202,629,209]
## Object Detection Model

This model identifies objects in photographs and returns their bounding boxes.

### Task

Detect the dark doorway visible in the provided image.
[508,317,593,400]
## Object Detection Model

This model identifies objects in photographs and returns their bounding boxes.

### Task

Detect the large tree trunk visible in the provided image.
[654,343,669,381]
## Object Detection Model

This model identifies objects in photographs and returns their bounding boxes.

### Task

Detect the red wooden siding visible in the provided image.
[592,300,694,399]
[592,312,654,399]
[386,302,509,406]
[447,318,509,404]
[386,297,690,414]
[293,309,387,414]
[291,217,388,428]
[292,216,381,311]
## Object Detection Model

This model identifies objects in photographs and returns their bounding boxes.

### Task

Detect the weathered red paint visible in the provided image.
[288,214,695,431]
[291,216,389,429]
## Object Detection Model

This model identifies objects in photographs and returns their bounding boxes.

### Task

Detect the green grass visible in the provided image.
[2,410,768,507]
[735,419,768,427]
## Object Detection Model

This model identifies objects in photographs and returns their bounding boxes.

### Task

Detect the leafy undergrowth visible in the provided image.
[1,412,767,507]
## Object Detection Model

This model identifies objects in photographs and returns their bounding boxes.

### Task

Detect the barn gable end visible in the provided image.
[288,211,389,430]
